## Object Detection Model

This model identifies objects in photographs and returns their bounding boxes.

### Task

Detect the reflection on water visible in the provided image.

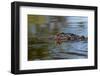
[49,41,87,59]
[28,16,88,60]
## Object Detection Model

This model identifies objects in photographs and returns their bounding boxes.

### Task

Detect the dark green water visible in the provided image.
[28,16,88,60]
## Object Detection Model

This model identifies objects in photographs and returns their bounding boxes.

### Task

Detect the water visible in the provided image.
[28,16,88,60]
[48,16,88,59]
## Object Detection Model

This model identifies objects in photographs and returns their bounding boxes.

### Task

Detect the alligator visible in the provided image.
[47,32,88,42]
[57,32,88,41]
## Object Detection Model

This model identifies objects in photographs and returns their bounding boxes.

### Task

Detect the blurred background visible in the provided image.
[28,15,88,60]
